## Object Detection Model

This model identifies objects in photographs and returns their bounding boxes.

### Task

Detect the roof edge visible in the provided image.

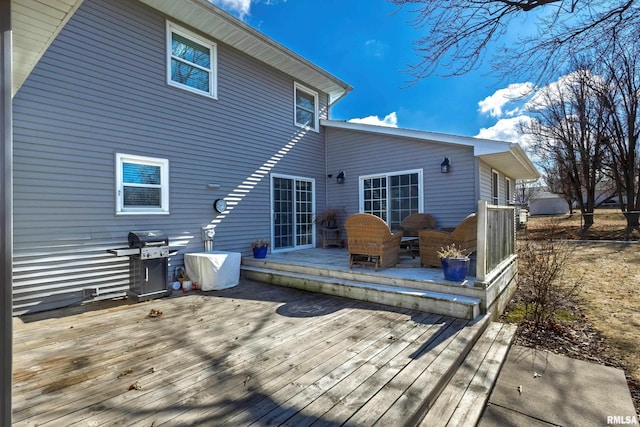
[321,119,540,180]
[139,0,352,104]
[322,119,482,147]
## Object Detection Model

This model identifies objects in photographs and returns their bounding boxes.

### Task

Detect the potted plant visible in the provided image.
[437,243,471,281]
[314,208,341,229]
[250,238,269,259]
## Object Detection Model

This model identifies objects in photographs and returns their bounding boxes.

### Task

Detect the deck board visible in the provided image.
[12,280,489,426]
[418,322,503,425]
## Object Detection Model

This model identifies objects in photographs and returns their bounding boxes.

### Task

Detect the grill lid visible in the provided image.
[128,230,168,248]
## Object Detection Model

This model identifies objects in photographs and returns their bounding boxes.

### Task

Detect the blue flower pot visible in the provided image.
[441,257,470,281]
[253,246,268,259]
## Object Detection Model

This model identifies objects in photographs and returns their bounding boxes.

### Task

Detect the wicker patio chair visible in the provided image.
[344,213,403,271]
[397,213,436,237]
[418,213,477,267]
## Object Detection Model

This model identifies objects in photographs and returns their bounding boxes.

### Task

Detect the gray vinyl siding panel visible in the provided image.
[325,127,477,229]
[13,0,329,314]
[479,161,493,203]
[478,161,515,205]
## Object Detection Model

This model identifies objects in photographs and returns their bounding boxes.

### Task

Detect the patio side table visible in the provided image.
[400,236,418,258]
[321,227,342,248]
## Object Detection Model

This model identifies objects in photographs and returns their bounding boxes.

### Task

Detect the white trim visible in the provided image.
[166,21,217,98]
[116,153,170,215]
[294,82,319,132]
[505,177,513,205]
[358,169,424,224]
[139,0,351,104]
[491,169,500,205]
[270,173,316,252]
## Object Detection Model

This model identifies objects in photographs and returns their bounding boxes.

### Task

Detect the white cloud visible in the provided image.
[348,112,398,128]
[364,39,387,58]
[478,82,535,118]
[209,0,287,19]
[209,0,252,19]
[475,116,535,147]
[524,70,603,111]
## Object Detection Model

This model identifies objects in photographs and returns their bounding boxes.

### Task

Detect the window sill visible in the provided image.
[116,211,170,216]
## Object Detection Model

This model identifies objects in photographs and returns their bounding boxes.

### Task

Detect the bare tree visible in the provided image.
[389,0,639,81]
[522,66,609,228]
[596,39,640,232]
[543,163,576,214]
[515,179,540,208]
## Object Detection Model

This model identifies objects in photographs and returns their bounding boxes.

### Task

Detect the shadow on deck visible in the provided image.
[12,280,516,426]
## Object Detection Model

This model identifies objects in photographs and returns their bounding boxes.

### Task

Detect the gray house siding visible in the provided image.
[325,127,477,229]
[478,161,516,205]
[479,161,494,203]
[13,0,330,314]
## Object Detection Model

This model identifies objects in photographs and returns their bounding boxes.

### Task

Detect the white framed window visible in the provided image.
[359,169,423,230]
[166,21,217,98]
[116,153,169,215]
[491,170,499,205]
[505,177,513,204]
[271,174,316,251]
[294,82,319,132]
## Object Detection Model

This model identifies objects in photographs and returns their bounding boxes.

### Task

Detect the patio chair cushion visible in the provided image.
[418,213,477,267]
[344,213,403,271]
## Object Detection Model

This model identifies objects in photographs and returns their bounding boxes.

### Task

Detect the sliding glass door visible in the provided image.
[361,169,423,229]
[272,175,315,251]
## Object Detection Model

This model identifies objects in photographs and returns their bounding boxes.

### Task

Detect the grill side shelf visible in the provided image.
[107,247,140,257]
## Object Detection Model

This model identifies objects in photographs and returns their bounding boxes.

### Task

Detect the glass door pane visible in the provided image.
[389,173,419,229]
[296,180,314,247]
[362,177,387,221]
[273,177,293,250]
[273,176,315,250]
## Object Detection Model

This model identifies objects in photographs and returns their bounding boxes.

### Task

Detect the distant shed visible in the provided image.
[529,191,569,215]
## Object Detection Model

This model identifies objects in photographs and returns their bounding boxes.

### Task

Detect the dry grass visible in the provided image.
[564,243,640,377]
[517,211,640,411]
[523,209,640,241]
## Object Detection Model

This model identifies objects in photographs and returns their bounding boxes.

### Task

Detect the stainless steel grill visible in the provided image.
[108,230,171,302]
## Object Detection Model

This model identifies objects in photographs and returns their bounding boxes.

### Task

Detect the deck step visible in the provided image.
[241,265,481,320]
[241,256,486,302]
[417,321,518,426]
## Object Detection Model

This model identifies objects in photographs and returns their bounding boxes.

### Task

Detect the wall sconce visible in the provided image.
[336,171,345,184]
[440,157,450,173]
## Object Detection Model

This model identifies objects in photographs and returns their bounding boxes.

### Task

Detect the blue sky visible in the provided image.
[212,0,541,144]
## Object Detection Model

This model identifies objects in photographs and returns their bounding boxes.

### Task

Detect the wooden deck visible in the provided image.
[12,280,512,426]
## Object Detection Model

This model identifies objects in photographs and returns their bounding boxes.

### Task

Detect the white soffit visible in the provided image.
[477,148,540,180]
[11,0,85,95]
[138,0,352,104]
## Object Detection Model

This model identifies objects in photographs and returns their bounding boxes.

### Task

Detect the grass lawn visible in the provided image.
[509,210,640,412]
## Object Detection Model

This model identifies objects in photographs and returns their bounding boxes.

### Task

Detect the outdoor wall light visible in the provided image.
[441,157,450,173]
[336,171,345,184]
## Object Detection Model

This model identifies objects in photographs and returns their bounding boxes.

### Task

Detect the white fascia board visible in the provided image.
[321,120,479,147]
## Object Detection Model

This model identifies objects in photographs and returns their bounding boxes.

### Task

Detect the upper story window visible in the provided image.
[116,153,169,215]
[294,83,319,132]
[166,22,217,98]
